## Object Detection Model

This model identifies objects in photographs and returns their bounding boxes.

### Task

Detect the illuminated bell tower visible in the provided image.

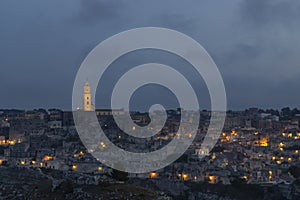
[83,80,94,111]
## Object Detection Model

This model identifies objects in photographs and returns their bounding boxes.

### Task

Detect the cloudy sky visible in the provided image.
[0,0,300,111]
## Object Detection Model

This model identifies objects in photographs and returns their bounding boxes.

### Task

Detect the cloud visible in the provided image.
[239,0,300,27]
[77,0,123,25]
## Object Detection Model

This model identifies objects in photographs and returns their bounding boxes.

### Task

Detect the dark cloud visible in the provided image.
[0,0,300,110]
[77,0,123,24]
[157,14,198,31]
[239,0,300,27]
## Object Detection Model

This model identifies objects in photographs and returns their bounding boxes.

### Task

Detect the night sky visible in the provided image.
[1,0,300,111]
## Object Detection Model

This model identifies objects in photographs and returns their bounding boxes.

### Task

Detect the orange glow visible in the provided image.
[231,130,238,136]
[288,133,293,138]
[31,160,36,164]
[288,157,292,162]
[209,176,215,182]
[260,138,269,147]
[242,176,248,181]
[296,150,299,154]
[20,161,25,165]
[72,165,77,170]
[39,162,43,167]
[0,160,3,165]
[150,172,157,178]
[254,138,269,147]
[269,171,273,176]
[182,174,188,180]
[225,136,230,141]
[43,155,53,161]
[212,153,216,160]
[98,166,103,171]
[9,140,15,145]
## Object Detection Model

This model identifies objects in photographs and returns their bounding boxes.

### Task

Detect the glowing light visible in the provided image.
[208,176,215,182]
[296,150,299,154]
[276,160,281,164]
[43,155,53,161]
[20,161,25,165]
[100,142,107,149]
[9,140,15,145]
[79,151,84,156]
[254,132,259,135]
[260,138,269,147]
[242,176,248,181]
[39,162,43,167]
[0,160,3,165]
[132,126,136,131]
[280,157,284,160]
[150,172,157,178]
[288,157,292,162]
[225,136,230,141]
[182,174,188,180]
[212,153,216,160]
[282,133,286,137]
[279,142,285,148]
[72,165,77,170]
[31,160,36,164]
[269,171,273,176]
[272,156,276,161]
[231,130,238,136]
[288,133,293,138]
[88,149,94,153]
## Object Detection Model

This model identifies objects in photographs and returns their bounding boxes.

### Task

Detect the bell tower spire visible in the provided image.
[83,80,94,111]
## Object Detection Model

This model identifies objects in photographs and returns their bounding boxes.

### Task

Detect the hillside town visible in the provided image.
[0,106,300,199]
